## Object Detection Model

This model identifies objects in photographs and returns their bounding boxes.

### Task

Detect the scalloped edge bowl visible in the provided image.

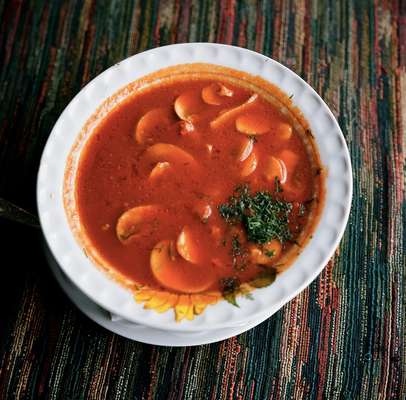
[37,43,352,332]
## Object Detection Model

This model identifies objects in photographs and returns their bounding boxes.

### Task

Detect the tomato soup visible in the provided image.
[68,64,324,305]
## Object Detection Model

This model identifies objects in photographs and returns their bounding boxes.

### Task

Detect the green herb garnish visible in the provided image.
[243,292,254,300]
[298,203,305,217]
[274,177,283,193]
[220,277,241,307]
[231,235,243,256]
[220,277,240,292]
[249,268,276,288]
[218,185,293,244]
[231,234,248,271]
[219,269,277,307]
[265,249,275,258]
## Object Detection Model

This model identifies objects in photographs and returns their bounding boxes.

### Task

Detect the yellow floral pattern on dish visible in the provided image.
[134,288,221,321]
[133,282,260,322]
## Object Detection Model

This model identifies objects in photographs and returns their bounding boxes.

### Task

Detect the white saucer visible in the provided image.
[44,242,267,346]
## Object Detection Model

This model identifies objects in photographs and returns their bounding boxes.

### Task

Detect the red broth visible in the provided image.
[74,69,324,294]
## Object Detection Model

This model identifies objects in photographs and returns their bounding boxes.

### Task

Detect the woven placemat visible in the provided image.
[0,1,404,398]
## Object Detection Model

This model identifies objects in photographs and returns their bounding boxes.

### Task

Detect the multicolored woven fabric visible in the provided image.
[0,0,405,398]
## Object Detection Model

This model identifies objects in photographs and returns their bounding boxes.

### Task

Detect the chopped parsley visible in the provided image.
[231,234,248,271]
[220,276,240,292]
[231,235,243,256]
[220,277,241,307]
[265,249,275,258]
[219,269,277,307]
[274,177,283,193]
[218,185,293,244]
[243,292,254,300]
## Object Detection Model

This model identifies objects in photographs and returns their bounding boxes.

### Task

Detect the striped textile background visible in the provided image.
[0,0,405,398]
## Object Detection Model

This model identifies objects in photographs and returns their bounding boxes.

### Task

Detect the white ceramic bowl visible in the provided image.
[37,43,352,332]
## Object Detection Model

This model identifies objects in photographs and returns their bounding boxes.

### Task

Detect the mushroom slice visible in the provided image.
[263,240,282,259]
[236,136,254,162]
[263,156,287,184]
[149,161,171,180]
[275,122,293,140]
[210,94,258,129]
[179,120,195,135]
[150,240,214,293]
[201,83,234,105]
[249,240,282,265]
[144,143,197,167]
[193,201,212,222]
[135,108,173,144]
[281,178,308,202]
[205,144,213,155]
[279,149,299,174]
[279,152,308,202]
[235,112,272,135]
[174,90,205,121]
[116,205,159,243]
[240,150,258,177]
[176,226,200,263]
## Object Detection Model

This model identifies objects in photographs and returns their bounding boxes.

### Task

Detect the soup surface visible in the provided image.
[72,65,324,304]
